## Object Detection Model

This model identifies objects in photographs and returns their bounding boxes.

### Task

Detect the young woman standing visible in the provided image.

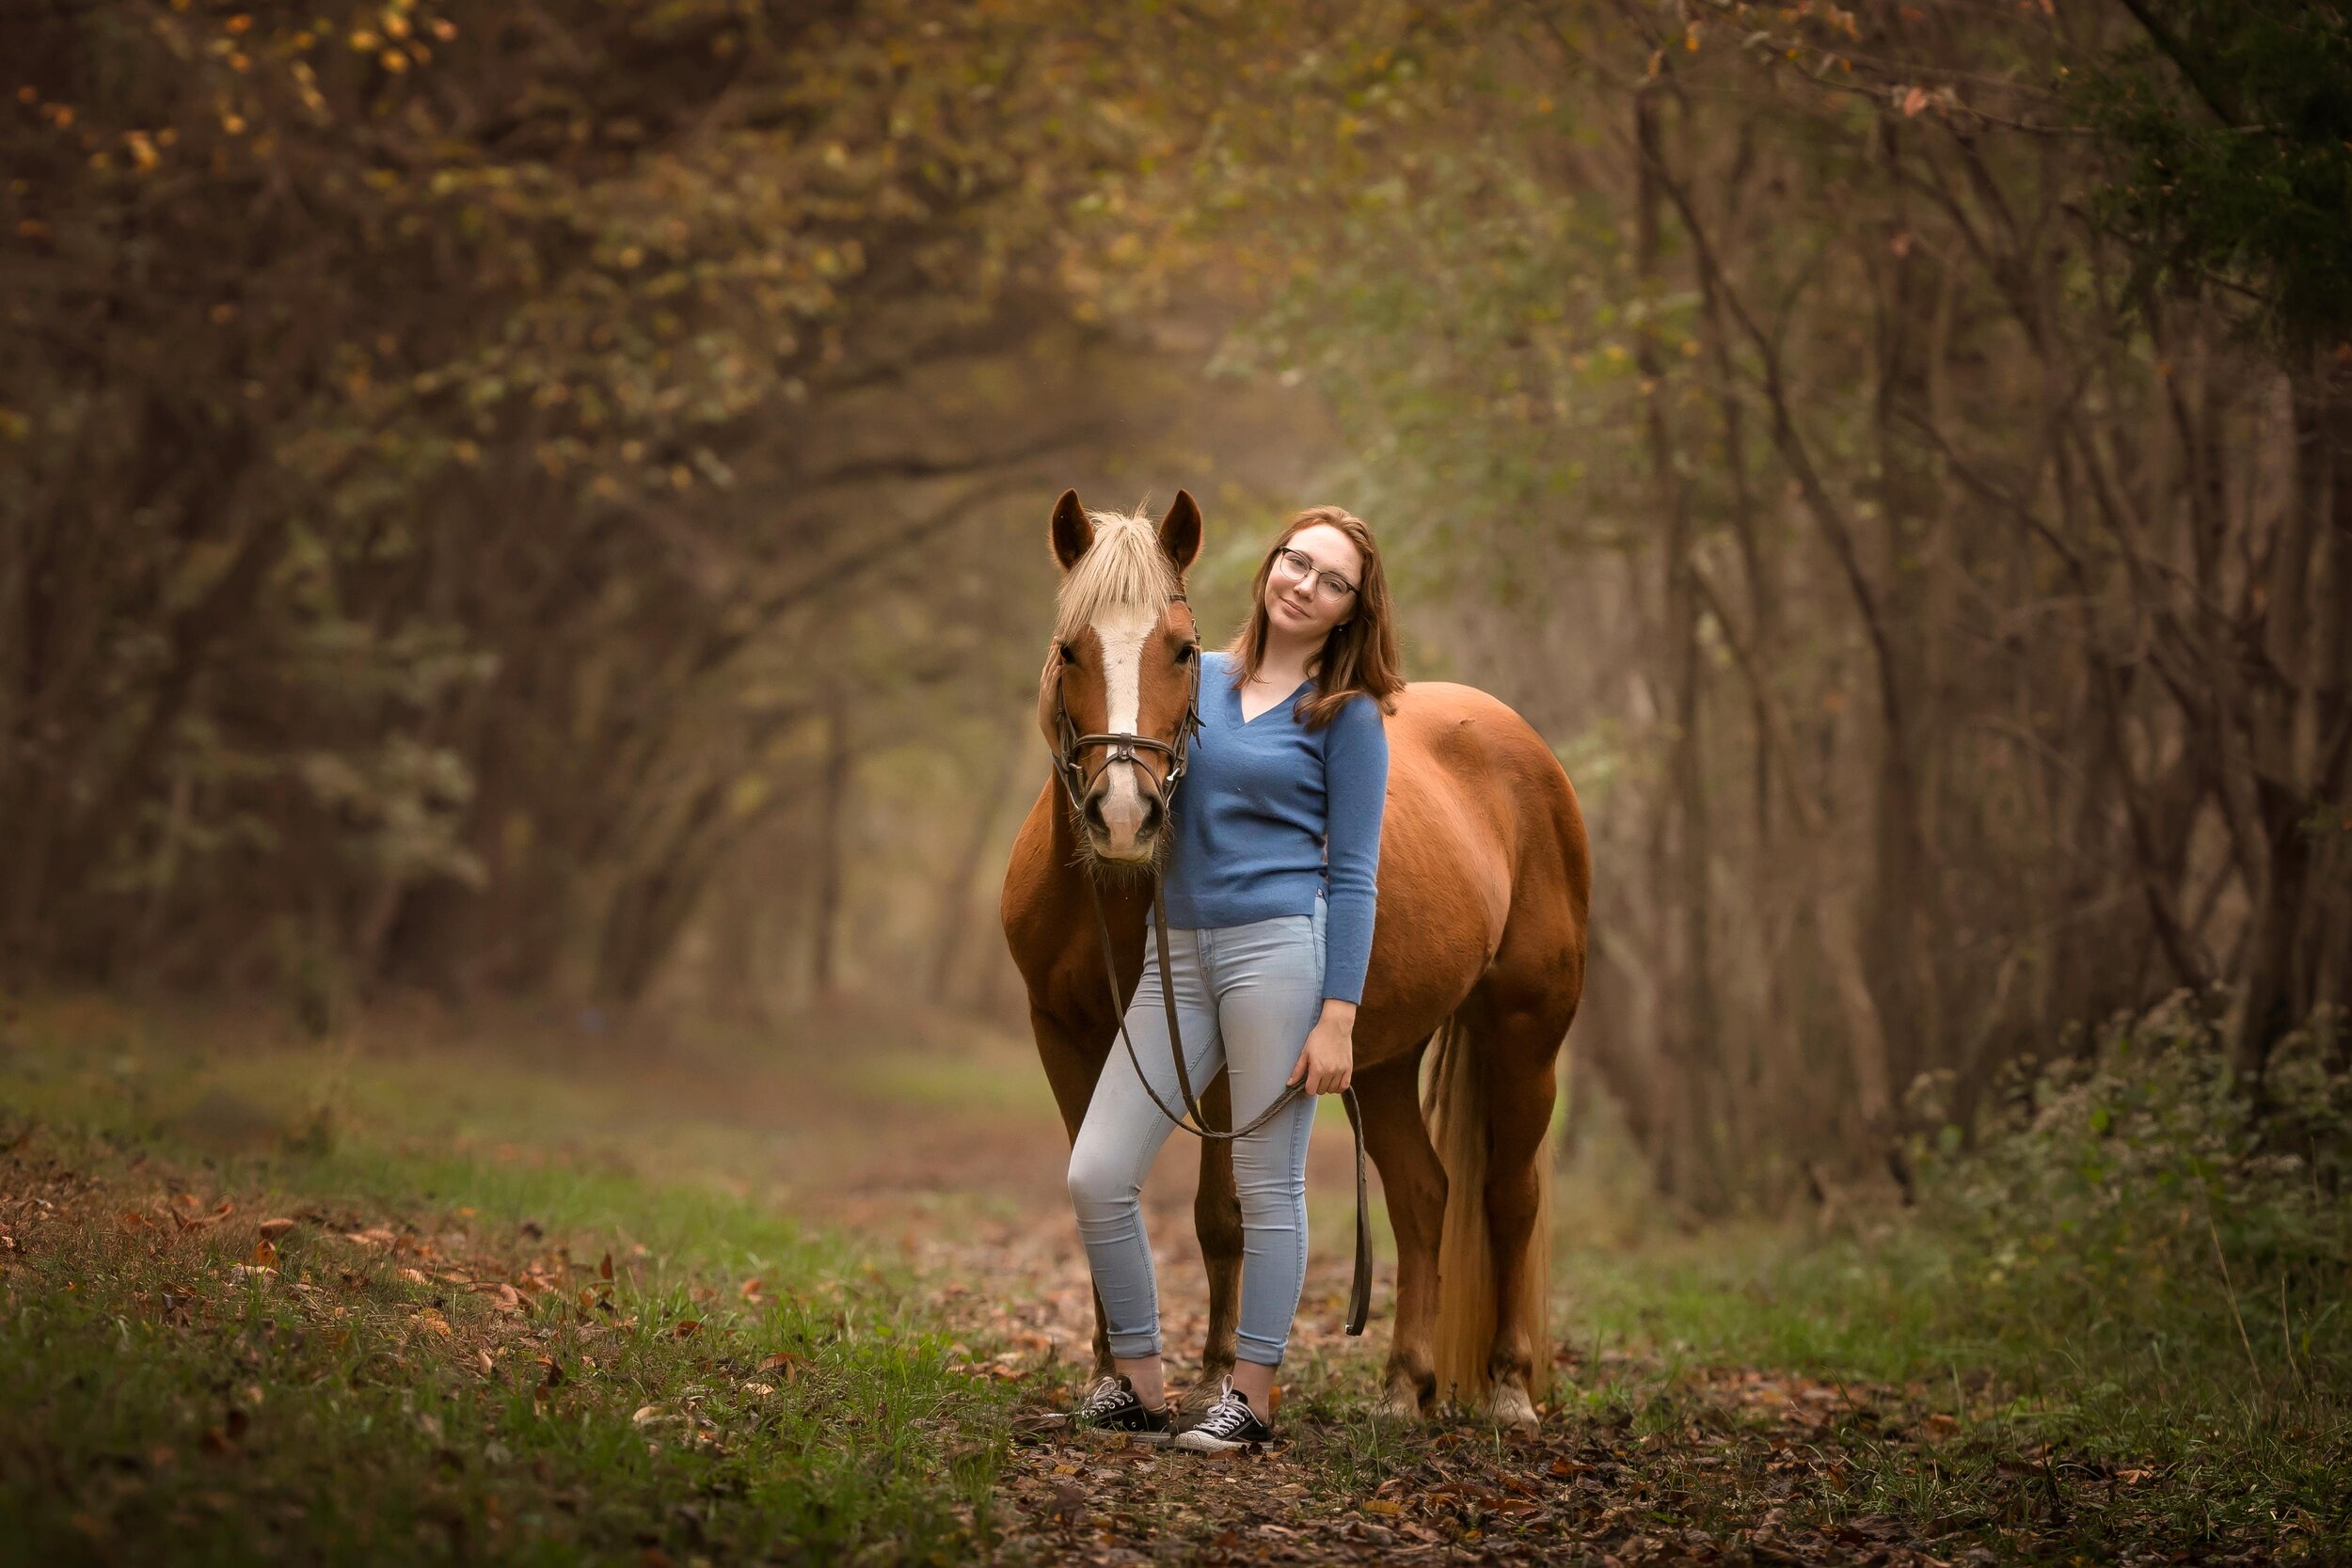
[1061,505,1404,1452]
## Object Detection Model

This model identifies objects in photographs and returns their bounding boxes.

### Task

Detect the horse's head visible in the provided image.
[1040,487,1204,870]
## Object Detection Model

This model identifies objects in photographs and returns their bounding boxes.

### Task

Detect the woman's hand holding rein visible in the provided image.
[1288,999,1357,1094]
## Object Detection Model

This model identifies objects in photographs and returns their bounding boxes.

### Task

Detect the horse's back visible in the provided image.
[1388,680,1584,879]
[1359,680,1588,1038]
[1391,679,1572,784]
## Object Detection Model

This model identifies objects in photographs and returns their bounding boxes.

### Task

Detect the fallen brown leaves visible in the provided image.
[990,1372,1978,1568]
[0,1121,672,1437]
[896,1189,2234,1567]
[0,1038,2304,1568]
[167,1194,236,1231]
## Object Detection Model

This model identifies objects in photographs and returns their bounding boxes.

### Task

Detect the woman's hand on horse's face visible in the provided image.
[1288,1004,1356,1095]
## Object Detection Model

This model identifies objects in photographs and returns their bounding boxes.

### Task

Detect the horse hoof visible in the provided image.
[1490,1382,1539,1431]
[1375,1382,1424,1422]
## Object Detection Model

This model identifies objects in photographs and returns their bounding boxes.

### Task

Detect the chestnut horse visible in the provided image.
[1000,490,1590,1426]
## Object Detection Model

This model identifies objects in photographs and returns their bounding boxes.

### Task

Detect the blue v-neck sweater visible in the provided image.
[1160,651,1391,1004]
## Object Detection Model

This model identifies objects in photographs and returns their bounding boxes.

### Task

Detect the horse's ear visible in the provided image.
[1051,489,1092,571]
[1159,489,1202,572]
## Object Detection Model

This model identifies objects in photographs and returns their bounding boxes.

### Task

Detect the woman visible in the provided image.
[1062,504,1404,1452]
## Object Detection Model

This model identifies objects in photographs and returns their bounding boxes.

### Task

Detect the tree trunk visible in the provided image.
[2237,354,2352,1079]
[1635,85,1722,1207]
[811,685,853,1000]
[929,731,1029,1005]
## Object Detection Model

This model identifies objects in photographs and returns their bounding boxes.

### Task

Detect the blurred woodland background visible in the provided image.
[7,0,2350,1212]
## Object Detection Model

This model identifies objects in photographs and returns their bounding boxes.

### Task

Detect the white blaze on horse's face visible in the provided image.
[1046,488,1203,863]
[1084,601,1163,862]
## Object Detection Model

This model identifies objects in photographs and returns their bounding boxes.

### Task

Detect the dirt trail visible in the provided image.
[8,1004,2214,1565]
[715,1033,2028,1568]
[753,1033,1387,1369]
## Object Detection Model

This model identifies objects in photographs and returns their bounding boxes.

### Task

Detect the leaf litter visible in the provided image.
[0,1048,2316,1567]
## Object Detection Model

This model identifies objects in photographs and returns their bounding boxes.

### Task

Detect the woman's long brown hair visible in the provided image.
[1222,505,1405,730]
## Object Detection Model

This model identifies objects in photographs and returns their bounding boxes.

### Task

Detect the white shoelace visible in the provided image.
[1193,1375,1259,1436]
[1076,1375,1136,1418]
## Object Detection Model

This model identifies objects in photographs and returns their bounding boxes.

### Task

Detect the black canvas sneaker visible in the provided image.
[1063,1373,1173,1442]
[1170,1373,1276,1452]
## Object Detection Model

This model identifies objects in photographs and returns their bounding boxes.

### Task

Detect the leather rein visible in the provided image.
[1049,601,1373,1338]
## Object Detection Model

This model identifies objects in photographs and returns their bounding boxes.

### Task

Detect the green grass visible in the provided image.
[0,1014,1030,1567]
[1556,1215,2352,1560]
[5,993,2344,1564]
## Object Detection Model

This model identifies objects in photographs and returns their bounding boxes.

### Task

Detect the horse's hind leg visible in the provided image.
[1470,975,1575,1430]
[1355,1041,1443,1418]
[1184,1070,1242,1422]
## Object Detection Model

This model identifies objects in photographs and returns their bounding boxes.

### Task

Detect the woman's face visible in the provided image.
[1262,521,1364,645]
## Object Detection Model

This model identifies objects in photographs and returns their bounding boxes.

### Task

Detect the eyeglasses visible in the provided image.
[1269,545,1359,603]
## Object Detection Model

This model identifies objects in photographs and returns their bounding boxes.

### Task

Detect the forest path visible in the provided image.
[649,1016,2019,1568]
[0,1001,2151,1567]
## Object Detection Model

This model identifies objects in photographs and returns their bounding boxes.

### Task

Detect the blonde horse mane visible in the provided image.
[1053,505,1179,644]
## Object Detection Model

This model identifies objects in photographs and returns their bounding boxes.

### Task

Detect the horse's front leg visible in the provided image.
[1031,1006,1117,1379]
[1186,1069,1243,1420]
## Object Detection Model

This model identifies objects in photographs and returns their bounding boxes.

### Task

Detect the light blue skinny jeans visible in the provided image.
[1066,892,1327,1368]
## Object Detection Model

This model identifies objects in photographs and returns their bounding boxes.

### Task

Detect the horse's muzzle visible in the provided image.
[1081,771,1166,859]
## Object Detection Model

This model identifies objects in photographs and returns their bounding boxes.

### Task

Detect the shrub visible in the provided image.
[1905,992,2352,1381]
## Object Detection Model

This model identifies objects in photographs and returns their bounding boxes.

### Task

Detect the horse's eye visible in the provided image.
[1057,643,1077,664]
[1176,644,1196,663]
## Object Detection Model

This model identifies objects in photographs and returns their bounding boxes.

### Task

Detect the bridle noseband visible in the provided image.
[1046,593,1373,1338]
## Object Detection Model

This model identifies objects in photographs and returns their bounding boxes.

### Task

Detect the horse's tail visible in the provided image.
[1422,1009,1554,1408]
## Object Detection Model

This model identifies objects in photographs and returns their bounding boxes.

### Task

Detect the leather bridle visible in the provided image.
[1049,597,1373,1338]
[1047,615,1206,828]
